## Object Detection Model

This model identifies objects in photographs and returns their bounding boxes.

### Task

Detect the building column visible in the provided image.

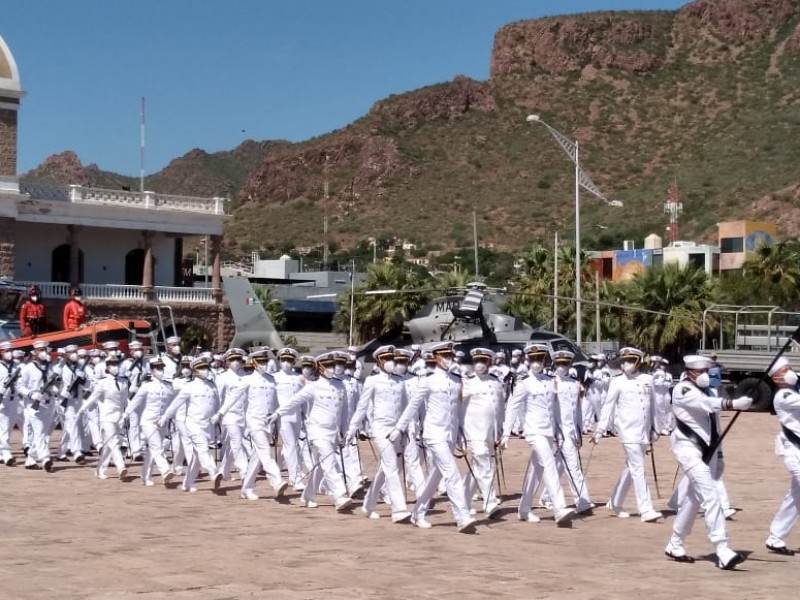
[211,235,222,303]
[67,225,81,286]
[0,216,15,279]
[142,231,155,301]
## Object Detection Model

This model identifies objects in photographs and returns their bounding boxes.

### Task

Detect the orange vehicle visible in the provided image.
[9,318,154,356]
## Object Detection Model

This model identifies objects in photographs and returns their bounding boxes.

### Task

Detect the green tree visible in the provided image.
[742,241,800,309]
[253,284,286,330]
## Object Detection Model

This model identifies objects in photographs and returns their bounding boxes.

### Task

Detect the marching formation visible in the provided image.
[3,335,800,571]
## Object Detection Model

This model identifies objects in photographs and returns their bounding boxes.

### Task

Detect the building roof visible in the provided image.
[0,36,22,97]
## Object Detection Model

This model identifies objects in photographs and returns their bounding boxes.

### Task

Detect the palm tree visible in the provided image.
[743,241,800,309]
[253,284,286,330]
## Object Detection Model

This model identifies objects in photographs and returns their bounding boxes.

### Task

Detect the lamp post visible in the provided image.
[526,114,622,347]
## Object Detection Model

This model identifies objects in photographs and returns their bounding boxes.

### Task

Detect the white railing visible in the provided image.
[20,182,227,215]
[17,281,214,304]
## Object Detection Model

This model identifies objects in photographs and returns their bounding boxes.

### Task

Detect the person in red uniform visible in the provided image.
[19,285,46,337]
[62,287,86,330]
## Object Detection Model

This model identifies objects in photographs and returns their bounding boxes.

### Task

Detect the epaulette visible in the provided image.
[680,385,691,395]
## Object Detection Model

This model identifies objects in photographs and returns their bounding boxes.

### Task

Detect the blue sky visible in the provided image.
[3,0,686,175]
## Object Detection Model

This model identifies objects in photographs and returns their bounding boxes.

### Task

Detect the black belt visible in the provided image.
[675,418,719,465]
[781,424,800,450]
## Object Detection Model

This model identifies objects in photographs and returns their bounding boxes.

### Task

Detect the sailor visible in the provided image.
[20,285,46,337]
[77,352,129,479]
[346,344,411,523]
[18,340,59,471]
[653,357,674,435]
[215,347,288,501]
[585,353,611,434]
[158,355,223,492]
[665,355,750,569]
[267,352,353,512]
[162,336,183,382]
[764,357,800,555]
[214,348,250,481]
[56,344,88,464]
[500,343,574,526]
[393,341,476,533]
[62,286,87,330]
[123,355,176,486]
[168,356,193,476]
[82,348,104,453]
[593,346,662,523]
[461,347,504,518]
[336,350,364,496]
[273,347,308,490]
[0,341,21,466]
[121,340,148,461]
[394,348,426,494]
[409,344,425,376]
[547,350,594,514]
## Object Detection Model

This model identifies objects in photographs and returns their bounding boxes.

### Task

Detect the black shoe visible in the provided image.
[65,450,73,457]
[4,457,15,467]
[766,543,795,556]
[43,459,54,472]
[56,456,69,462]
[134,454,144,463]
[23,446,29,457]
[718,552,745,570]
[74,454,86,465]
[665,550,695,563]
[25,463,40,470]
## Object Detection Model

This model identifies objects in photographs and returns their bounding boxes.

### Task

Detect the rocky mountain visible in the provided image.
[23,0,800,258]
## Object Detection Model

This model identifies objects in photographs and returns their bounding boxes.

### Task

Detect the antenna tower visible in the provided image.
[664,180,682,245]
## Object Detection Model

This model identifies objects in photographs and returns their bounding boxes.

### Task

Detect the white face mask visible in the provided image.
[77,357,87,367]
[107,365,119,376]
[694,372,710,388]
[785,370,798,387]
[474,362,488,375]
[425,364,436,374]
[132,350,143,359]
[152,368,164,380]
[345,367,354,376]
[334,364,345,376]
[181,367,192,378]
[170,345,181,355]
[74,296,82,302]
[438,357,452,370]
[194,368,209,380]
[280,361,294,374]
[254,362,268,374]
[394,363,408,375]
[382,360,395,374]
[510,358,520,366]
[529,361,543,374]
[621,361,637,375]
[302,366,314,378]
[68,353,79,362]
[91,356,101,365]
[228,359,243,371]
[320,367,335,379]
[555,365,569,377]
[37,351,49,361]
[1,351,11,362]
[31,295,38,302]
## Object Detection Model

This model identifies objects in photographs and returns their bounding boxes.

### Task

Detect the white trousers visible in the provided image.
[181,423,218,490]
[403,424,427,492]
[654,392,672,433]
[463,435,499,514]
[279,415,309,485]
[58,398,84,459]
[363,433,408,514]
[301,437,348,503]
[242,428,284,494]
[170,419,191,471]
[127,406,143,457]
[28,401,56,465]
[519,434,567,518]
[672,454,728,547]
[609,442,655,514]
[544,436,591,508]
[412,439,471,524]
[97,420,127,474]
[669,456,731,511]
[0,398,20,461]
[219,422,250,479]
[140,421,172,482]
[85,405,102,448]
[769,447,800,542]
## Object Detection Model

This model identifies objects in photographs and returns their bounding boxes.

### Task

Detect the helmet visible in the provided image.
[28,285,41,297]
[70,286,83,298]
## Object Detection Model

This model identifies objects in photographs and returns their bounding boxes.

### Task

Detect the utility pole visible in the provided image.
[140,96,146,195]
[323,179,329,270]
[472,206,479,278]
[348,259,355,346]
[595,269,601,351]
[553,231,558,333]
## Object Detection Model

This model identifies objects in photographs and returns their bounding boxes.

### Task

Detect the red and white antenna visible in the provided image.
[140,96,146,194]
[664,180,682,244]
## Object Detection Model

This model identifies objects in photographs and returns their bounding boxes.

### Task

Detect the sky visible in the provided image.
[3,0,687,176]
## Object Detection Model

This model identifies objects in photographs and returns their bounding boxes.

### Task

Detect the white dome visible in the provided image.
[0,35,22,96]
[279,254,292,261]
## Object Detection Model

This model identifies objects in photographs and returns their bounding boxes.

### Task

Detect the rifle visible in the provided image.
[1,364,21,399]
[61,365,86,408]
[31,361,63,410]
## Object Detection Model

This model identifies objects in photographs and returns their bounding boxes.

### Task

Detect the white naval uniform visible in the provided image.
[168,374,192,474]
[396,367,472,526]
[399,372,426,492]
[125,377,174,483]
[81,374,129,476]
[668,379,733,557]
[215,367,250,480]
[349,370,409,516]
[274,368,309,487]
[340,373,363,490]
[18,360,59,468]
[221,370,286,496]
[585,366,611,432]
[461,371,504,515]
[503,372,569,520]
[767,387,800,546]
[652,367,673,434]
[57,361,88,461]
[0,359,22,462]
[121,356,148,458]
[162,377,220,490]
[596,372,658,516]
[275,376,350,504]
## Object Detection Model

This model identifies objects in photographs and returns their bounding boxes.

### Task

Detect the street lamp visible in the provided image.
[526,114,622,347]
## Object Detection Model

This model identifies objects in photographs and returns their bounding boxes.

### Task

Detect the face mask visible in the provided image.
[68,353,79,363]
[529,361,543,374]
[152,368,164,380]
[694,372,710,388]
[77,357,87,367]
[382,360,395,374]
[621,362,637,375]
[425,364,436,374]
[302,366,314,378]
[1,351,11,362]
[132,350,143,359]
[474,362,488,375]
[37,351,49,361]
[280,361,294,374]
[345,367,354,376]
[555,365,569,377]
[334,364,345,376]
[170,346,181,355]
[438,357,452,370]
[31,295,38,302]
[74,296,82,302]
[91,356,101,365]
[228,359,243,371]
[320,367,335,379]
[785,370,798,387]
[510,358,520,366]
[194,368,209,380]
[181,367,192,378]
[254,362,268,374]
[107,365,119,376]
[395,363,408,376]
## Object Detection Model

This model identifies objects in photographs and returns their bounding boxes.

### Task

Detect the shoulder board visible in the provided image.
[680,385,691,395]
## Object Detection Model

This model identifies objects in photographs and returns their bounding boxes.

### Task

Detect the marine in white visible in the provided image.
[593,347,662,522]
[123,355,176,486]
[393,341,476,533]
[500,343,574,526]
[56,344,88,464]
[652,357,674,435]
[336,351,364,496]
[394,348,426,494]
[664,355,749,570]
[0,341,21,466]
[765,357,800,556]
[215,348,250,481]
[461,347,504,518]
[347,345,411,523]
[273,347,308,490]
[18,340,59,472]
[120,340,148,461]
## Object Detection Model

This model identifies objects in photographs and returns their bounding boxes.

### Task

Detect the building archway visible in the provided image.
[51,244,84,283]
[125,249,145,285]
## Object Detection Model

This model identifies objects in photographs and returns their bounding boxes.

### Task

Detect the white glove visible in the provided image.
[345,427,357,446]
[77,405,86,417]
[498,435,510,449]
[265,412,279,427]
[118,416,127,429]
[387,428,402,443]
[591,432,603,445]
[731,396,753,411]
[29,391,42,402]
[156,417,166,429]
[210,412,221,426]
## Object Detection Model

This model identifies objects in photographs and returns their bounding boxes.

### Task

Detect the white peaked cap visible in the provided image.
[683,355,711,370]
[769,356,790,377]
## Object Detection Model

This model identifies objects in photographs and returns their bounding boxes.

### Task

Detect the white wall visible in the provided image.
[15,222,177,285]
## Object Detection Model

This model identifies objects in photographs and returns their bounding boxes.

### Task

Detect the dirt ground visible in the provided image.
[2,412,800,600]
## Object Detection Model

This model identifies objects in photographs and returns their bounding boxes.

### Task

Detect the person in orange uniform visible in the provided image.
[62,287,87,330]
[20,285,46,337]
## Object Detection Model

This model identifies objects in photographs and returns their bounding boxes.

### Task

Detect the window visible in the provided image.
[688,253,706,270]
[720,237,744,253]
